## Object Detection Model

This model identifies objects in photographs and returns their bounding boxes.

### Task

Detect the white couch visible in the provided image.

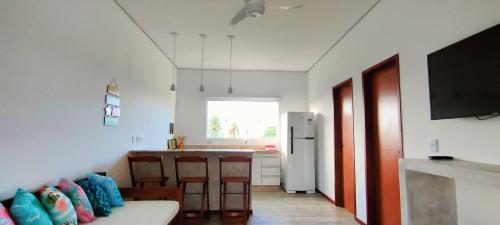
[91,200,179,225]
[0,178,182,225]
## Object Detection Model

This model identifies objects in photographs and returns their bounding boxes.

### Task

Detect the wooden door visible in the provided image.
[333,79,356,215]
[363,55,403,225]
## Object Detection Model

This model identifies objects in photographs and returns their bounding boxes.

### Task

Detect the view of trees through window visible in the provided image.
[206,100,279,139]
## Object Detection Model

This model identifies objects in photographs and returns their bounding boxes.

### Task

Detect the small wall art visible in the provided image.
[111,107,120,117]
[104,78,120,127]
[104,117,119,127]
[107,79,120,96]
[105,94,120,107]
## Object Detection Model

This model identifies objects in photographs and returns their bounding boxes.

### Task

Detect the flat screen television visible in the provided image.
[427,24,500,120]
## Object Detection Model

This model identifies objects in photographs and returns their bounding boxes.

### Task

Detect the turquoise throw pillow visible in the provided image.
[9,188,53,225]
[75,179,111,217]
[87,174,123,207]
[0,203,15,225]
[40,187,77,225]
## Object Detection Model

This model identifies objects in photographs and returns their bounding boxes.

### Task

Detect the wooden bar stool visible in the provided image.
[128,155,168,187]
[175,156,210,225]
[219,156,252,223]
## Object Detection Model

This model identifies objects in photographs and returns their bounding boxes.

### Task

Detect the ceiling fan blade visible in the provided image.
[285,4,303,10]
[230,7,248,26]
[270,4,304,10]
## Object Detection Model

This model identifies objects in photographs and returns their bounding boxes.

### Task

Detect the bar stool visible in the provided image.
[219,156,252,223]
[128,155,168,187]
[175,156,210,225]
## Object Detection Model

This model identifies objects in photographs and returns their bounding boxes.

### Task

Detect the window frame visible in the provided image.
[203,97,281,145]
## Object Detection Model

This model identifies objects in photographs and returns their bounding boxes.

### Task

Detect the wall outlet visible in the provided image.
[430,138,439,153]
[135,135,143,144]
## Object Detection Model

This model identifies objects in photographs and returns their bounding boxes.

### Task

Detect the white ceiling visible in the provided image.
[116,0,376,71]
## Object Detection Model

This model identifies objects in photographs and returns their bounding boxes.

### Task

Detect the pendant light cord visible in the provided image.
[229,37,233,87]
[200,34,206,86]
[171,33,177,83]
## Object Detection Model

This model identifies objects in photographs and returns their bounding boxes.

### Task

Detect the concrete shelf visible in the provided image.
[400,159,500,188]
[399,159,500,225]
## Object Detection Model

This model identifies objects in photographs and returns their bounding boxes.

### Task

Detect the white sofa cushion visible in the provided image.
[91,200,178,225]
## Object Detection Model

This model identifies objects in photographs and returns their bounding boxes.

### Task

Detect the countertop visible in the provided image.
[130,149,255,154]
[399,158,500,188]
[130,149,282,154]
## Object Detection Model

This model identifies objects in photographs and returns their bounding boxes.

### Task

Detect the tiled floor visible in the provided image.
[205,191,358,225]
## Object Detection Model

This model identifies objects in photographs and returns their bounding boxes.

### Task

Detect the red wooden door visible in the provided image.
[363,55,403,225]
[333,80,356,215]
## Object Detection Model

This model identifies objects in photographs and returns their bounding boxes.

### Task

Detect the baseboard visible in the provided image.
[315,189,336,205]
[316,189,366,225]
[354,216,366,225]
[252,185,281,192]
[207,210,253,215]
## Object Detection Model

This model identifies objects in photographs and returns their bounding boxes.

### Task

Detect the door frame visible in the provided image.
[362,54,404,225]
[332,78,356,215]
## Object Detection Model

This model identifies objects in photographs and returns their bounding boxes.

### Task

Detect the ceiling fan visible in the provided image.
[230,0,304,26]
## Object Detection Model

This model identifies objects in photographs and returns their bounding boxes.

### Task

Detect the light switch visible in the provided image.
[430,138,439,153]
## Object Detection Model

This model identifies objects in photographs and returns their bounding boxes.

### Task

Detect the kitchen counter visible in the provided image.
[130,148,279,155]
[131,149,255,154]
[129,149,254,211]
[254,149,280,154]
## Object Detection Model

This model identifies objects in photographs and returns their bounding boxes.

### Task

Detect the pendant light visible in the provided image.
[227,35,235,94]
[199,34,207,92]
[169,32,178,91]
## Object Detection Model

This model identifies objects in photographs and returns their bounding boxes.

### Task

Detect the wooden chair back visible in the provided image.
[174,156,208,186]
[128,155,165,187]
[219,156,252,181]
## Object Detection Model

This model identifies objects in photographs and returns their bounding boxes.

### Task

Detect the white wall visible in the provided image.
[175,69,308,146]
[307,0,500,223]
[0,0,175,200]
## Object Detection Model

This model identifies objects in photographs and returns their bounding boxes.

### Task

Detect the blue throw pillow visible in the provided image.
[9,189,53,225]
[75,179,111,217]
[87,174,123,207]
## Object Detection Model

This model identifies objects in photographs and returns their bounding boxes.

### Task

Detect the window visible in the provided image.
[206,100,279,140]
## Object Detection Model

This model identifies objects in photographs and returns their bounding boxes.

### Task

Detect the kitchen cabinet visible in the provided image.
[252,153,280,186]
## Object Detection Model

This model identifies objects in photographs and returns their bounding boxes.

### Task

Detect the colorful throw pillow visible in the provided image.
[75,179,111,217]
[58,178,95,223]
[40,186,77,225]
[9,188,53,225]
[87,174,123,207]
[0,203,15,225]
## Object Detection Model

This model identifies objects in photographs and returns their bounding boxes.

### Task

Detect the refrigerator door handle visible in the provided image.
[293,137,315,140]
[290,126,294,155]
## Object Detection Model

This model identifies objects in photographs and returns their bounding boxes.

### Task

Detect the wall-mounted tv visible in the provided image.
[427,24,500,120]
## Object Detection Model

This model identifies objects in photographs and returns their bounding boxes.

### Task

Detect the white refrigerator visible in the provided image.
[281,112,316,193]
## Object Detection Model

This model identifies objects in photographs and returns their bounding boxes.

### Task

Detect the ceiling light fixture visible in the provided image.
[169,32,178,91]
[199,34,207,92]
[227,35,235,94]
